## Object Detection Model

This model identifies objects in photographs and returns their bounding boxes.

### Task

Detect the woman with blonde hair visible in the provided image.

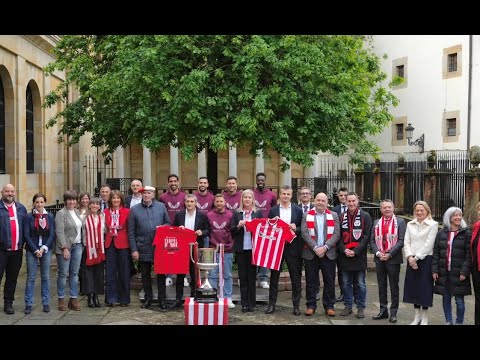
[403,200,438,325]
[432,207,471,325]
[470,202,480,325]
[231,189,263,312]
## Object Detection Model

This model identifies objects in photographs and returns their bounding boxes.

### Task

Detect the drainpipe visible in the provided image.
[467,35,473,150]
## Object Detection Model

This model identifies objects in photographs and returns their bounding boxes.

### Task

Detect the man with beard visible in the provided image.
[253,172,277,289]
[0,184,27,314]
[223,176,242,212]
[193,177,214,249]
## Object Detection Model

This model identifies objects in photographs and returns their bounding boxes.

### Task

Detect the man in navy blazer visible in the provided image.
[265,185,304,315]
[168,194,210,308]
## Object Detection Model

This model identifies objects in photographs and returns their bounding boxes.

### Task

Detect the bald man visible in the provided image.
[0,184,27,314]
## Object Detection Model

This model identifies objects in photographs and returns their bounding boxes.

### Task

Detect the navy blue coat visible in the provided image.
[0,200,27,250]
[24,212,56,254]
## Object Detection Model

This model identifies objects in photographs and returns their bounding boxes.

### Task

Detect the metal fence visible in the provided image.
[44,200,64,217]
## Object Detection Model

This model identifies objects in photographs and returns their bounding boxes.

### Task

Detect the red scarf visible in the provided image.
[305,208,334,247]
[33,210,49,236]
[84,214,105,266]
[374,216,398,253]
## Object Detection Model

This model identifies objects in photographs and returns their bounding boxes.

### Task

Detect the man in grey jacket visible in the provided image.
[301,192,340,316]
[128,186,169,309]
[370,199,406,323]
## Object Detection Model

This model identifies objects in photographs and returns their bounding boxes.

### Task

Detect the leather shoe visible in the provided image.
[293,307,301,316]
[169,299,183,309]
[304,308,315,316]
[336,293,344,302]
[247,306,255,312]
[159,300,167,310]
[265,304,275,314]
[242,306,248,313]
[4,304,14,315]
[141,298,152,309]
[389,315,397,323]
[326,308,336,317]
[373,311,389,320]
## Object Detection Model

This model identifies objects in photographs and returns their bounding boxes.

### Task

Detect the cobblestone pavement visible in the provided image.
[0,260,475,325]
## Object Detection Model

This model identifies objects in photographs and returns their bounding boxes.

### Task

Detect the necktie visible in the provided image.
[342,205,346,213]
[303,205,308,213]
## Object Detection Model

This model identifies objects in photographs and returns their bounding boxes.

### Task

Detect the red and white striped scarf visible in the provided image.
[84,214,105,266]
[306,208,334,243]
[374,216,398,253]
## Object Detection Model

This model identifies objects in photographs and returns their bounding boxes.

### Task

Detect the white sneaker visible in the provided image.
[166,277,173,287]
[184,278,189,287]
[260,281,270,289]
[227,298,235,309]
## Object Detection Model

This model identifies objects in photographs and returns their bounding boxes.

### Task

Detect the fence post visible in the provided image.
[395,154,406,214]
[465,146,480,226]
[373,157,381,203]
[354,165,364,199]
[424,151,438,219]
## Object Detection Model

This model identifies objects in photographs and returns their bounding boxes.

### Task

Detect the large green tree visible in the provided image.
[44,35,398,168]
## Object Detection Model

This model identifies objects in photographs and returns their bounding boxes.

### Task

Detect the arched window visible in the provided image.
[26,84,34,173]
[0,79,5,174]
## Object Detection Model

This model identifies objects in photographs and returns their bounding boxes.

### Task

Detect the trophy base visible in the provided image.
[194,288,218,303]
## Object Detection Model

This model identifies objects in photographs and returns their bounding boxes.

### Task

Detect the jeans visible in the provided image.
[258,266,269,283]
[208,253,233,299]
[442,285,465,324]
[342,270,367,309]
[56,243,83,299]
[25,250,53,306]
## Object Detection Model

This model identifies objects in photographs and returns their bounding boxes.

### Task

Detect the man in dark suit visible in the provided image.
[168,194,210,309]
[370,199,406,323]
[301,192,340,316]
[99,184,111,211]
[265,185,304,315]
[331,187,349,302]
[298,186,314,214]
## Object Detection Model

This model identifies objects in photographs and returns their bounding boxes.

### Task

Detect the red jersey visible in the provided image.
[245,218,296,271]
[153,226,196,275]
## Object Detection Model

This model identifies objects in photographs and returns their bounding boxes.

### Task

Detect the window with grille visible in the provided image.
[448,53,458,72]
[447,118,456,136]
[0,80,5,174]
[396,65,404,78]
[396,123,404,140]
[26,85,34,173]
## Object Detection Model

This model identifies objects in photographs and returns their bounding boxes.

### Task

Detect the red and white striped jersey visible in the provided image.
[245,218,296,271]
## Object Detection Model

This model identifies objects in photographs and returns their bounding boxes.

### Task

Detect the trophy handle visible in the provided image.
[189,242,196,264]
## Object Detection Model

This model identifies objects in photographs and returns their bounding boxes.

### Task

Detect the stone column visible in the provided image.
[395,154,406,214]
[279,157,291,186]
[228,142,237,177]
[142,146,152,186]
[114,146,125,178]
[170,145,179,175]
[198,149,207,178]
[304,154,318,178]
[372,158,381,203]
[465,146,480,225]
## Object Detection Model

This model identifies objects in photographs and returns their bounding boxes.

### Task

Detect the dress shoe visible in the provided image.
[304,308,315,316]
[326,308,336,317]
[169,299,183,309]
[336,293,344,303]
[373,311,389,320]
[242,307,249,313]
[43,304,50,313]
[159,301,167,310]
[293,307,301,316]
[24,306,32,314]
[94,294,101,308]
[3,304,14,315]
[141,298,152,309]
[265,304,275,314]
[87,293,95,308]
[389,315,397,323]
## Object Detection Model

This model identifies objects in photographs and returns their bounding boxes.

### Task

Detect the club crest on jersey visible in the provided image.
[226,203,238,210]
[167,202,180,209]
[352,229,362,240]
[255,200,267,208]
[164,237,179,251]
[196,203,209,210]
[213,221,226,229]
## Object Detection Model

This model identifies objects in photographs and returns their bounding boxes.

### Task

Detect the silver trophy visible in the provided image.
[190,244,219,303]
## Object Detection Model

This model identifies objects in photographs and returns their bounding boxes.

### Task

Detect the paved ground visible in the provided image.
[0,260,475,325]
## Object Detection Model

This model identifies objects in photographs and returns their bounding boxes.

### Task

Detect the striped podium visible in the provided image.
[184,297,229,325]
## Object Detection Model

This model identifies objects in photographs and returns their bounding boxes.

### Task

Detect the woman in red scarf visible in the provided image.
[82,197,105,308]
[471,202,480,325]
[104,190,130,307]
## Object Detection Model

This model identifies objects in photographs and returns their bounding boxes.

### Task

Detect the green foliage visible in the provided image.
[44,35,398,167]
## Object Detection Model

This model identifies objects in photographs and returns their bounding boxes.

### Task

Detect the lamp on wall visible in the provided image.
[405,123,424,153]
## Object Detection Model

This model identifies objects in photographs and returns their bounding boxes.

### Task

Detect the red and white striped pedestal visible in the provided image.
[184,297,229,325]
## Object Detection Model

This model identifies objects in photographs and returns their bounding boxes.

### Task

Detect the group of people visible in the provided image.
[1,177,479,326]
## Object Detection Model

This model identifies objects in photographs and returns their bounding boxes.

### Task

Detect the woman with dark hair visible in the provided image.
[432,207,471,325]
[23,193,55,314]
[82,197,106,308]
[104,190,130,306]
